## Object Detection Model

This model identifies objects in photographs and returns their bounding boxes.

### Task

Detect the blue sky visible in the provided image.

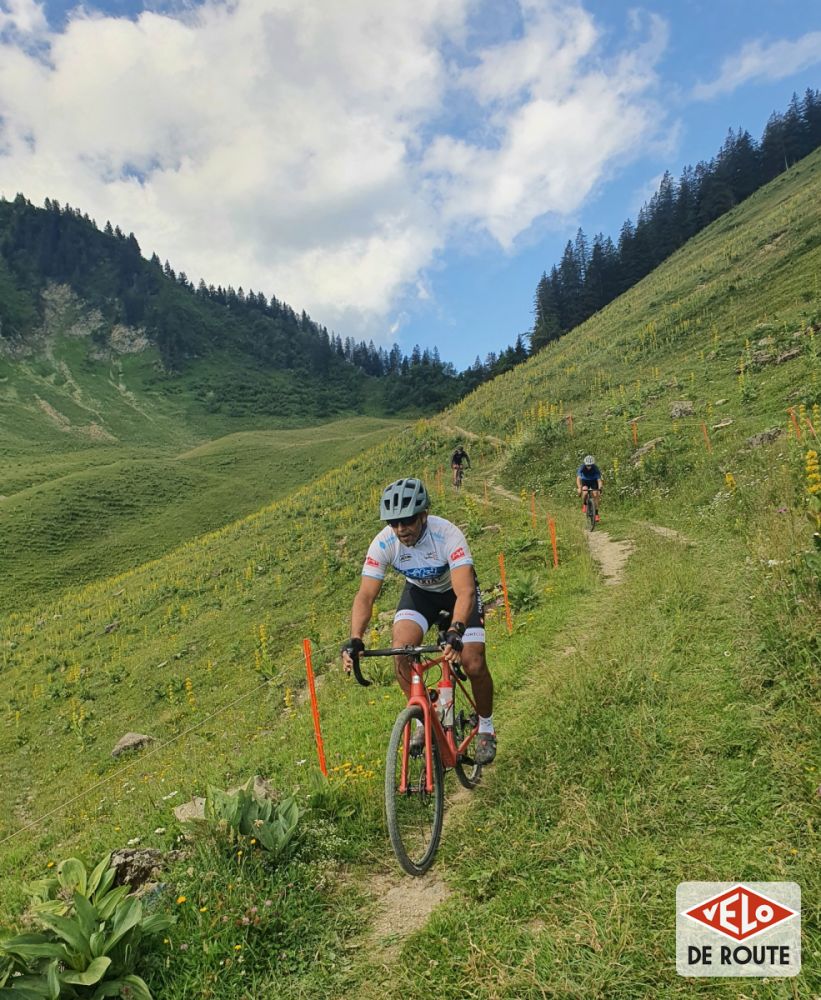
[0,0,819,368]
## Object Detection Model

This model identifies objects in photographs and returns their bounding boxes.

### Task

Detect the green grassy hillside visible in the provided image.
[0,151,819,998]
[0,416,402,610]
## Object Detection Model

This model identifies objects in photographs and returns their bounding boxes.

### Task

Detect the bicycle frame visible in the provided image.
[404,654,476,792]
[353,645,479,793]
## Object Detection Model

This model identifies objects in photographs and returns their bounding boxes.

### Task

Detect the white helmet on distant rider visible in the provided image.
[583,455,595,466]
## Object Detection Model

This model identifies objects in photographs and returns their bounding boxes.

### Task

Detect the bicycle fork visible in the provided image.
[404,674,436,793]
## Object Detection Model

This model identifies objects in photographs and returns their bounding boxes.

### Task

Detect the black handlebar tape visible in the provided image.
[351,652,372,687]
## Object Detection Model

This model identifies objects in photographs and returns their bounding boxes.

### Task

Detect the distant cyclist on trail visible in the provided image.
[450,444,471,487]
[577,455,603,523]
[341,477,497,764]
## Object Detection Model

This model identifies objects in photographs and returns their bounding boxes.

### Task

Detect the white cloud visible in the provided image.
[0,0,667,337]
[693,31,821,100]
[0,0,47,38]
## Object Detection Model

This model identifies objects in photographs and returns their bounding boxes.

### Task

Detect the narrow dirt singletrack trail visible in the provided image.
[439,421,506,448]
[347,445,671,985]
[585,530,635,585]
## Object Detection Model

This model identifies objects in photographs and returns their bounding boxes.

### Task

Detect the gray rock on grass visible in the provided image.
[746,427,783,449]
[173,775,278,823]
[111,732,155,758]
[632,437,664,463]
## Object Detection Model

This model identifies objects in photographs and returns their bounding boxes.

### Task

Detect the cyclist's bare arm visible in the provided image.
[342,576,382,671]
[443,565,477,664]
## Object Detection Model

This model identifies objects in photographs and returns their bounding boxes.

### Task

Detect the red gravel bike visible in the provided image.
[350,623,482,876]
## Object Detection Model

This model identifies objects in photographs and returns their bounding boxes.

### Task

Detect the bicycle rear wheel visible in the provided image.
[385,706,444,876]
[452,681,482,789]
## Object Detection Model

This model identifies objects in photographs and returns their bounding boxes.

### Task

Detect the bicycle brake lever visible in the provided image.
[436,634,467,680]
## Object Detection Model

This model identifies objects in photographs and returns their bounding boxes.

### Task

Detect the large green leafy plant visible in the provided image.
[0,855,170,999]
[203,778,301,859]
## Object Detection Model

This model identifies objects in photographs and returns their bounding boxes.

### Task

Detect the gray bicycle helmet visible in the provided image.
[379,478,429,520]
[583,455,595,466]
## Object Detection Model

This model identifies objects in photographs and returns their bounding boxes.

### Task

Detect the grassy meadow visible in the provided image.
[0,416,402,610]
[0,150,819,997]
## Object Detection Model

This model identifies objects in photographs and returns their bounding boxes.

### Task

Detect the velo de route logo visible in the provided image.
[676,882,801,977]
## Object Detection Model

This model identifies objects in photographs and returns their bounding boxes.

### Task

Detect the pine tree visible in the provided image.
[531,271,561,350]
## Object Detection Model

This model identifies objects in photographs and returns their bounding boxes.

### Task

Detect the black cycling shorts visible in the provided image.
[394,577,485,644]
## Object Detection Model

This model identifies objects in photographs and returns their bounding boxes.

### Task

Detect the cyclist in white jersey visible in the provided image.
[342,478,497,764]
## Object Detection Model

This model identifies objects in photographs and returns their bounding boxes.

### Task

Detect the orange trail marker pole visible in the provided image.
[568,412,574,436]
[530,492,537,530]
[436,466,444,494]
[701,422,713,452]
[302,639,327,776]
[787,408,803,440]
[497,552,513,635]
[548,517,559,568]
[806,417,818,440]
[631,422,638,446]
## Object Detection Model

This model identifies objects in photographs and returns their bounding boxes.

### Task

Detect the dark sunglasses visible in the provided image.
[387,513,421,528]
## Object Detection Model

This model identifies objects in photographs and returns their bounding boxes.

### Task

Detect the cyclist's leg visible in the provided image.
[460,636,495,764]
[392,621,425,697]
[454,578,492,718]
[393,584,433,697]
[460,642,492,717]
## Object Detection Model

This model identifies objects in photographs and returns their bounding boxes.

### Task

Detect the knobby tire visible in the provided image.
[385,705,444,876]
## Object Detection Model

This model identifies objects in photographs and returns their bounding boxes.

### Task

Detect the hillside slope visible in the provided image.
[0,416,402,610]
[0,152,818,998]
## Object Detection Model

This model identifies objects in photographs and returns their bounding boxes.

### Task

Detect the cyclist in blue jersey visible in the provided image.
[576,455,603,522]
[342,478,497,764]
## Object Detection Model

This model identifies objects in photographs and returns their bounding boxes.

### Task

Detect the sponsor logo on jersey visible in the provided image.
[404,565,448,581]
[450,547,466,561]
[365,556,381,568]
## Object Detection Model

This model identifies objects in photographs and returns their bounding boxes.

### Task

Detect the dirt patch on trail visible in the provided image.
[362,781,473,963]
[586,530,635,585]
[442,422,506,448]
[644,523,692,545]
[366,872,451,963]
[488,480,520,504]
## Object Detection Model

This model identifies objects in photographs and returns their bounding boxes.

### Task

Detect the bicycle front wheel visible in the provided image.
[385,706,444,876]
[587,495,596,531]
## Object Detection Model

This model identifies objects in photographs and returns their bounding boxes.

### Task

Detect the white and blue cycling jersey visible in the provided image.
[362,515,473,593]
